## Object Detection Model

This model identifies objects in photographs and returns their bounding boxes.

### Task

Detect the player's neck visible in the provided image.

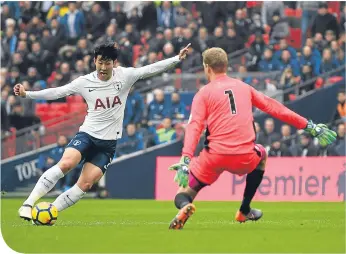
[209,73,227,82]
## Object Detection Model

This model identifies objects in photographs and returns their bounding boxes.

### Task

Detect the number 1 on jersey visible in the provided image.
[225,90,237,115]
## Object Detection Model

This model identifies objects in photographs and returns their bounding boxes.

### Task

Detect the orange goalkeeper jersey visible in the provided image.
[182,75,308,158]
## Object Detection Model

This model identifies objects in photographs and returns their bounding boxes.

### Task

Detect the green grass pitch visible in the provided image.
[1,199,345,253]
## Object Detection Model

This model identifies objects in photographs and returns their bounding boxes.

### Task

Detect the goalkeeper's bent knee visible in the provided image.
[174,192,193,209]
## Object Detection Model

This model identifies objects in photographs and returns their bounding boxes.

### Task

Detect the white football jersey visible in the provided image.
[26,56,180,140]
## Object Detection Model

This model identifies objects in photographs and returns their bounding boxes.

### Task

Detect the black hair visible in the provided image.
[94,42,118,61]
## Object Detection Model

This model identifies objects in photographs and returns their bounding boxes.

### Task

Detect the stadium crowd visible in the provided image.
[1,1,345,161]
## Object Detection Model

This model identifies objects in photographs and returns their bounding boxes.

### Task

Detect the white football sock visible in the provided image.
[23,165,64,206]
[52,184,85,212]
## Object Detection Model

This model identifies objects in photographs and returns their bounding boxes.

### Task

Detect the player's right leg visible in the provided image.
[169,176,201,230]
[18,133,90,221]
[169,150,217,230]
[235,144,267,223]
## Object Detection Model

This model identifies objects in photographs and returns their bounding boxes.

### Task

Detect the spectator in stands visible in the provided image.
[139,2,157,33]
[210,27,229,52]
[156,118,177,144]
[291,133,319,156]
[311,2,339,39]
[117,34,133,67]
[281,124,295,147]
[148,27,165,53]
[126,86,145,126]
[127,7,141,30]
[175,6,189,28]
[247,31,266,71]
[181,45,202,73]
[25,66,43,86]
[116,124,144,156]
[250,13,265,35]
[8,101,41,130]
[147,89,169,122]
[96,24,118,45]
[170,92,186,121]
[74,37,93,61]
[261,1,284,30]
[46,3,69,21]
[234,9,251,41]
[274,39,297,60]
[110,3,127,30]
[305,38,322,59]
[37,135,68,173]
[48,18,66,51]
[162,42,176,59]
[238,65,252,84]
[27,16,45,38]
[259,48,280,72]
[268,133,291,157]
[16,40,29,57]
[3,26,17,55]
[196,2,226,34]
[163,28,173,45]
[27,41,52,78]
[325,30,337,48]
[269,11,289,44]
[299,46,321,76]
[257,118,279,147]
[157,1,176,29]
[320,48,339,74]
[172,27,185,54]
[254,122,265,144]
[60,1,86,45]
[330,40,340,58]
[300,65,315,93]
[183,27,200,53]
[226,28,244,54]
[334,90,346,124]
[197,27,210,53]
[124,23,140,45]
[277,50,300,77]
[313,33,328,53]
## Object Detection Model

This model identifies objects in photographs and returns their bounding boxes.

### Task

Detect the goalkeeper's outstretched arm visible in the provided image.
[250,86,337,146]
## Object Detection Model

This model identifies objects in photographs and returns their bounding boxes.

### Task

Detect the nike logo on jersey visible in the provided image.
[89,89,96,92]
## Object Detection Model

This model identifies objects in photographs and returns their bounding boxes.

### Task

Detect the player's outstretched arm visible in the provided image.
[250,87,337,146]
[14,79,80,100]
[131,43,191,81]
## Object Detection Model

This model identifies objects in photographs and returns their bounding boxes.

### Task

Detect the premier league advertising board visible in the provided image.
[156,157,346,202]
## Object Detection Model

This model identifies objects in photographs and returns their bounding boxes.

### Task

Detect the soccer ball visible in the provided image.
[32,202,58,226]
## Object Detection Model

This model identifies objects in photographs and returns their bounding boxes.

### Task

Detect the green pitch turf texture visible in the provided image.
[1,199,345,253]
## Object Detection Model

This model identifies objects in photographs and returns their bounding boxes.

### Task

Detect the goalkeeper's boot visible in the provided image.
[18,204,32,221]
[235,208,263,223]
[169,203,196,230]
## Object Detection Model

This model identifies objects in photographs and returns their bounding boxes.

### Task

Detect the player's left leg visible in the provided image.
[52,162,103,211]
[235,144,267,223]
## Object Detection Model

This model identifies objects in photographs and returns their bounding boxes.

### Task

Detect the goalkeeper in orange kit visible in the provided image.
[168,47,337,230]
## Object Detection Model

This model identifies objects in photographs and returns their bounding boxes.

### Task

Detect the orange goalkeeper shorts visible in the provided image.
[189,144,267,185]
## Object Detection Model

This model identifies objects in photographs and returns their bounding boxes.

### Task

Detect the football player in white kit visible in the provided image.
[14,42,191,220]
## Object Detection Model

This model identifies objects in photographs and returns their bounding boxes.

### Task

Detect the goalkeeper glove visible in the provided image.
[304,120,337,147]
[168,156,191,188]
